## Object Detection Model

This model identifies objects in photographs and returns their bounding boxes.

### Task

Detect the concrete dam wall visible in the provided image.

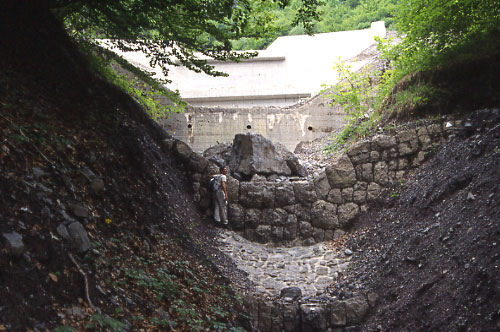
[160,95,346,153]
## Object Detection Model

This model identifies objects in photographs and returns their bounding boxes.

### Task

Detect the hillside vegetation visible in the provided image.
[232,0,398,50]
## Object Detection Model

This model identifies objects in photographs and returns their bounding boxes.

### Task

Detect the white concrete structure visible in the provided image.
[112,21,386,108]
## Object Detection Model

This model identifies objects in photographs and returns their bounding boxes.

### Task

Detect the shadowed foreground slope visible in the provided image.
[0,5,249,331]
[330,108,500,331]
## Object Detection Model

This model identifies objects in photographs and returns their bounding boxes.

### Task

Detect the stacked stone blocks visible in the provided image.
[170,119,457,246]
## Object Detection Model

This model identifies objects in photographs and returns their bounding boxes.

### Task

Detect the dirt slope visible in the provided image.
[0,5,249,331]
[330,108,500,331]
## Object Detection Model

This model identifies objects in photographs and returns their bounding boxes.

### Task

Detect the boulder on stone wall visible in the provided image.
[397,129,419,156]
[313,171,331,200]
[174,139,193,160]
[303,237,316,246]
[203,143,232,167]
[325,155,357,189]
[250,174,267,182]
[228,204,245,230]
[311,200,338,229]
[244,228,255,241]
[371,135,396,150]
[398,158,409,170]
[419,133,433,150]
[397,128,418,143]
[388,159,398,171]
[188,152,208,173]
[338,203,359,227]
[226,176,240,204]
[427,123,443,136]
[300,303,327,331]
[204,160,220,175]
[355,162,373,182]
[299,221,313,238]
[280,287,302,301]
[293,181,317,205]
[275,142,307,177]
[255,225,272,244]
[341,187,353,203]
[282,303,300,332]
[347,140,371,164]
[354,181,368,191]
[367,182,382,201]
[271,302,284,332]
[327,188,342,204]
[258,300,273,332]
[283,214,298,241]
[344,296,369,325]
[245,208,262,228]
[271,208,288,226]
[275,183,296,207]
[313,227,325,242]
[283,204,295,214]
[370,150,380,162]
[239,182,264,208]
[238,181,274,207]
[262,209,275,226]
[381,147,399,161]
[353,189,367,204]
[242,295,260,328]
[271,226,284,242]
[373,161,390,185]
[229,133,292,176]
[328,300,347,327]
[412,151,427,167]
[294,204,312,221]
[324,229,334,241]
[261,182,275,208]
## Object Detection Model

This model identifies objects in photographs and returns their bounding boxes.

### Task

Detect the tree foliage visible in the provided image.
[232,0,398,50]
[391,0,500,76]
[48,0,321,80]
[324,0,500,151]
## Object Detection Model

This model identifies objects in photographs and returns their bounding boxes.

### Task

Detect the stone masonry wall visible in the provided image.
[167,118,460,247]
[164,117,462,331]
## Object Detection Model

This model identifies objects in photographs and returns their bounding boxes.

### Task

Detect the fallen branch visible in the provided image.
[68,253,97,311]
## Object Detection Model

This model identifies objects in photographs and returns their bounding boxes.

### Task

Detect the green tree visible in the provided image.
[392,0,500,75]
[232,0,398,50]
[42,0,321,81]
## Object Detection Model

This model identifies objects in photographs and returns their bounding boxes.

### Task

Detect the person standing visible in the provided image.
[213,167,228,225]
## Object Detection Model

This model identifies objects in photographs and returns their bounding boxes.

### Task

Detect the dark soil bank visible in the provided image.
[331,109,500,332]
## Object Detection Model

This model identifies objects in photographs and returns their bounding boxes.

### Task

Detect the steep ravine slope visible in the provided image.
[0,6,250,331]
[331,108,500,331]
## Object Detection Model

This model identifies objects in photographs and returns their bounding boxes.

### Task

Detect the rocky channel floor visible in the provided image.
[216,229,353,298]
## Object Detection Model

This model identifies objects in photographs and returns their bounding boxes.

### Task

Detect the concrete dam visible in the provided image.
[113,22,387,152]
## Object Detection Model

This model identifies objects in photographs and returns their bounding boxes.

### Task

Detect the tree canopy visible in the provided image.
[232,0,399,50]
[44,0,322,80]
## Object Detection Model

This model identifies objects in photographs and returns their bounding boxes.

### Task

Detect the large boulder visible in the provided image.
[311,200,338,230]
[203,143,232,167]
[228,133,292,176]
[204,133,306,178]
[325,155,357,188]
[275,183,296,207]
[275,142,307,177]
